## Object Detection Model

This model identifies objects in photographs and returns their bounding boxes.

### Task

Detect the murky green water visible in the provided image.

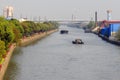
[4,25,120,80]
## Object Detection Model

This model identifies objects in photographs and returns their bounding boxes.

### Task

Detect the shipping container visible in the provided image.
[100,27,109,37]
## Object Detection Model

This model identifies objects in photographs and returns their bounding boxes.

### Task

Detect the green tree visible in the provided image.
[0,40,6,63]
[0,17,15,48]
[20,21,31,36]
[9,19,24,36]
[87,21,95,29]
[20,21,59,37]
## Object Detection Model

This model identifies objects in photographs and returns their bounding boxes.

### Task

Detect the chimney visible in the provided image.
[95,11,97,26]
[107,10,112,21]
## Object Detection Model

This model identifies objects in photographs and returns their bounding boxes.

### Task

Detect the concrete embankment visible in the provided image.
[0,44,16,80]
[0,29,58,80]
[19,29,58,46]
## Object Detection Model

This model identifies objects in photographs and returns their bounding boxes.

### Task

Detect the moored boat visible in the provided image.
[72,39,84,44]
[60,30,68,34]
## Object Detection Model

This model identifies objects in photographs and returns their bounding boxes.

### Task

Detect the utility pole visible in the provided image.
[33,16,36,22]
[44,16,47,22]
[20,14,22,18]
[72,14,74,21]
[39,16,41,23]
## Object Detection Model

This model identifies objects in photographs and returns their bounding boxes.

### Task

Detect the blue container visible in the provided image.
[100,27,109,37]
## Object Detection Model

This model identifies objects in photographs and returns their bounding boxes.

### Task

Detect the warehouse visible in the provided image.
[100,20,120,37]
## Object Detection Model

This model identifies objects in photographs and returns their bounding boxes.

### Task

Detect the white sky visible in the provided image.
[0,0,120,21]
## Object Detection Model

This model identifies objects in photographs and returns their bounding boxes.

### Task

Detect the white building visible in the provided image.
[3,6,14,19]
[19,18,27,22]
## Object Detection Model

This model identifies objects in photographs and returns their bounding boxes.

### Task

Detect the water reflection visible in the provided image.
[4,60,19,80]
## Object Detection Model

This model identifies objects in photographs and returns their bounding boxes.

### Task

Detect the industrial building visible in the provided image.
[99,20,120,37]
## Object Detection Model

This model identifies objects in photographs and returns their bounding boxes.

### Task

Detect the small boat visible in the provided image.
[72,39,84,44]
[84,29,91,33]
[60,30,68,34]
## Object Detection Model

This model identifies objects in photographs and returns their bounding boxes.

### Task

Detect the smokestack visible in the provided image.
[95,11,97,26]
[107,10,112,21]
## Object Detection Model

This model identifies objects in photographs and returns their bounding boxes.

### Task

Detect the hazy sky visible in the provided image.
[0,0,120,21]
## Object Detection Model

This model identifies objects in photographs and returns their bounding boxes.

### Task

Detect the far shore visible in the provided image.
[0,29,58,80]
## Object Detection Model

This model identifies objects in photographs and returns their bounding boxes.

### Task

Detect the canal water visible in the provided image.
[4,25,120,80]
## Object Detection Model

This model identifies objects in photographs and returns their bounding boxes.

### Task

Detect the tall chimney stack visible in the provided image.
[95,11,97,26]
[107,10,112,21]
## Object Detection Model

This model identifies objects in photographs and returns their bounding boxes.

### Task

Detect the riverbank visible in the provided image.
[83,28,120,46]
[19,29,58,46]
[0,29,58,80]
[0,43,16,80]
[98,34,120,46]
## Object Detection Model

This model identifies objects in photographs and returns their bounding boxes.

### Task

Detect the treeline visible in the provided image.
[0,17,59,64]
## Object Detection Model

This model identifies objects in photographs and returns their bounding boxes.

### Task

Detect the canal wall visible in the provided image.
[0,44,16,80]
[19,29,58,46]
[0,29,58,80]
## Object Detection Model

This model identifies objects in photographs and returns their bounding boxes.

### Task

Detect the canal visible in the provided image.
[4,25,120,80]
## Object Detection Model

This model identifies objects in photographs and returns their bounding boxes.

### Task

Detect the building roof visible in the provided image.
[102,20,120,24]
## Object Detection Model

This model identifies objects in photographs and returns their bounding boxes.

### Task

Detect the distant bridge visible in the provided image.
[55,20,89,27]
[35,20,89,24]
[54,20,89,24]
[35,20,89,27]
